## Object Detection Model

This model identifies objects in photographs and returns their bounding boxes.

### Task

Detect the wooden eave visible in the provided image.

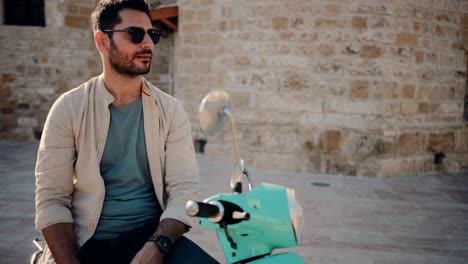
[150,6,178,32]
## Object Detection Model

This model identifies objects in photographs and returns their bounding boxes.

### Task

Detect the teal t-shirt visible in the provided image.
[93,97,162,240]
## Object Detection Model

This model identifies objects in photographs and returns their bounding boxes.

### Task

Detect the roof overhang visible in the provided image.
[150,6,178,32]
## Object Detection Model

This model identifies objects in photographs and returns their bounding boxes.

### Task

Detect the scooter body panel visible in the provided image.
[200,183,300,264]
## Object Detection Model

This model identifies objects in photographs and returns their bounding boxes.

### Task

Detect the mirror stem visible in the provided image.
[223,106,242,164]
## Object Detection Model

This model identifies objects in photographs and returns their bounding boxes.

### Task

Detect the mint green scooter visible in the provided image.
[186,91,306,264]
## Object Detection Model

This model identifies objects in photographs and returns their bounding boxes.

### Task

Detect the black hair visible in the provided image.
[91,0,151,32]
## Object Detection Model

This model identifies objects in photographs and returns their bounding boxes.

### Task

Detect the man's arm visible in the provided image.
[42,223,80,264]
[131,218,186,263]
[35,93,78,262]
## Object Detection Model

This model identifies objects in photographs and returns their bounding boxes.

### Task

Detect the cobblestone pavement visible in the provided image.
[0,141,467,263]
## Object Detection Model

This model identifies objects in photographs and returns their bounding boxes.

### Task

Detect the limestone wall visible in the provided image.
[0,0,173,140]
[175,0,468,176]
[0,0,467,176]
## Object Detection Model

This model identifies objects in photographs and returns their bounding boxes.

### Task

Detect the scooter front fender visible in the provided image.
[247,253,306,264]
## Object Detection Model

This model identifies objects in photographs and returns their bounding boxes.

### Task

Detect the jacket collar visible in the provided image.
[96,74,155,105]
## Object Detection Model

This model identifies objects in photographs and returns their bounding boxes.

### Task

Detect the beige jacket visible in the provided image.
[35,75,199,263]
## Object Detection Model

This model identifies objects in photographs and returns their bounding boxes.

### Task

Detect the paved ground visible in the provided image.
[0,141,467,264]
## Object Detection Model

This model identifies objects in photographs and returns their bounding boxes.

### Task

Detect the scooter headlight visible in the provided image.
[286,188,304,244]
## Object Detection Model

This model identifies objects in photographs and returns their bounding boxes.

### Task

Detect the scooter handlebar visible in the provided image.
[186,200,224,222]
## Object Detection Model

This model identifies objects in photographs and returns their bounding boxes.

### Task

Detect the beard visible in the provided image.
[109,39,152,78]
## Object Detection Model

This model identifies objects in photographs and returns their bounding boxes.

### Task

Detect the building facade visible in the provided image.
[1,0,467,176]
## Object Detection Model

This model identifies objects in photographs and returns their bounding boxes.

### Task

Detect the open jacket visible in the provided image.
[35,75,199,263]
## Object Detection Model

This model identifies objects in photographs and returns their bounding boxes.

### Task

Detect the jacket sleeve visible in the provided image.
[160,101,199,227]
[35,94,76,232]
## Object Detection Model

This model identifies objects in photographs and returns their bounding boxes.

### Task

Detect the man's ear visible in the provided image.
[94,30,109,53]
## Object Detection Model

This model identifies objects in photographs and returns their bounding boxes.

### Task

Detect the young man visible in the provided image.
[34,1,218,263]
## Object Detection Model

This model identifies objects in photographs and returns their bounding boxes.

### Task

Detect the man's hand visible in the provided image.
[130,242,164,264]
[131,218,186,263]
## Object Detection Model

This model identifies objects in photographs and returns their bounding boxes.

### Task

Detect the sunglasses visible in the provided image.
[103,27,163,45]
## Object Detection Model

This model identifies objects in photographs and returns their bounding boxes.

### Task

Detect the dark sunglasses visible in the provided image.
[103,27,162,45]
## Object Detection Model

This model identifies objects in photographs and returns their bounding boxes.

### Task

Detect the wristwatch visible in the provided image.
[147,234,172,255]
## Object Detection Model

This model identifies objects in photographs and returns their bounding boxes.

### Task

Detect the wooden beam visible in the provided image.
[150,6,178,32]
[150,6,178,20]
[159,17,178,32]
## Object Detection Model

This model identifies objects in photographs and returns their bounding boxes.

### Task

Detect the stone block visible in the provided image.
[17,117,38,127]
[239,125,305,152]
[361,45,383,59]
[320,130,342,154]
[457,130,468,152]
[181,10,194,21]
[398,133,421,156]
[282,71,309,91]
[79,7,93,16]
[0,114,16,129]
[67,4,78,14]
[400,102,419,116]
[64,15,89,29]
[396,32,417,47]
[327,99,393,115]
[401,84,416,99]
[221,7,232,18]
[0,86,11,97]
[314,60,344,75]
[279,32,294,41]
[434,0,448,11]
[418,102,429,114]
[315,18,343,28]
[272,17,288,30]
[182,23,203,33]
[462,16,468,28]
[199,33,221,45]
[225,71,278,91]
[350,80,369,99]
[318,44,335,56]
[325,4,341,16]
[200,0,214,5]
[352,16,367,30]
[195,9,212,22]
[298,32,318,43]
[87,59,98,68]
[229,90,251,109]
[415,50,424,64]
[0,98,14,114]
[255,92,322,113]
[323,154,357,176]
[427,132,455,153]
[460,1,468,14]
[380,157,434,177]
[291,17,304,29]
[1,73,16,83]
[254,152,302,172]
[371,81,399,100]
[347,60,385,77]
[344,132,395,161]
[447,0,458,12]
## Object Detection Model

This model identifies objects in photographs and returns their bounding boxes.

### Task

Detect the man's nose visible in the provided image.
[140,32,154,50]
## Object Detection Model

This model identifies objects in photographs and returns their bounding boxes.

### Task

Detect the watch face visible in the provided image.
[150,235,171,254]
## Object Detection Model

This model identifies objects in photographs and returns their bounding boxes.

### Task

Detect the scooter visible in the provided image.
[186,91,306,264]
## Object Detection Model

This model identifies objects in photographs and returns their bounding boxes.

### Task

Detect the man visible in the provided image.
[34,1,218,263]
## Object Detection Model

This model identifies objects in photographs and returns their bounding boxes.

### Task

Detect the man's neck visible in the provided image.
[103,72,143,106]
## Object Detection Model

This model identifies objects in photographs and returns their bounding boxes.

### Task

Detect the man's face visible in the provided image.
[107,9,155,77]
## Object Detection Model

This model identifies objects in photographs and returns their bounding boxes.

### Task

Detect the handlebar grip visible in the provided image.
[186,200,223,221]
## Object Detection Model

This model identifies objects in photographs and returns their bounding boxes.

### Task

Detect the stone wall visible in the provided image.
[175,0,468,176]
[0,0,173,140]
[1,0,467,176]
[0,0,99,140]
